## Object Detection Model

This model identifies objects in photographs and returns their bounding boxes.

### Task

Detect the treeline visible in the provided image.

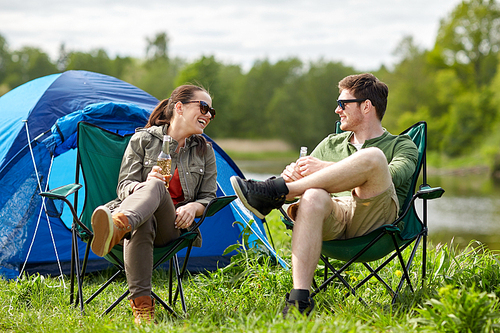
[1,0,500,166]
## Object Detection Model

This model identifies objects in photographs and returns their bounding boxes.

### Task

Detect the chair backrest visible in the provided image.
[76,122,132,230]
[397,121,426,239]
[334,121,427,240]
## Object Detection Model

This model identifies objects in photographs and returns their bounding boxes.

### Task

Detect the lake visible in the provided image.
[235,159,500,251]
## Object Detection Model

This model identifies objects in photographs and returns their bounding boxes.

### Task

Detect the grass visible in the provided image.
[1,212,500,332]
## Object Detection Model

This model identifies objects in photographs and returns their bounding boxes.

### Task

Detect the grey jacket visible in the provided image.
[107,124,218,245]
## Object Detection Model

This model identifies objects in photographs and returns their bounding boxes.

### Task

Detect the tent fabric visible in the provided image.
[0,70,284,280]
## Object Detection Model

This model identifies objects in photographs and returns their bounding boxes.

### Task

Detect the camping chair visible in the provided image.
[39,121,236,316]
[280,121,444,305]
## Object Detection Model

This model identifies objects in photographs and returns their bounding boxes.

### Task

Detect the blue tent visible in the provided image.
[0,70,285,280]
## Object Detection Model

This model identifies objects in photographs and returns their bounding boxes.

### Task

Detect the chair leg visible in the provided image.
[72,226,85,313]
[393,235,422,304]
[173,254,187,313]
[152,291,177,317]
[101,289,130,317]
[391,235,414,296]
[80,240,92,281]
[361,262,395,297]
[69,228,76,306]
[173,244,193,305]
[422,230,428,284]
[169,258,173,304]
[314,255,369,306]
[85,269,123,304]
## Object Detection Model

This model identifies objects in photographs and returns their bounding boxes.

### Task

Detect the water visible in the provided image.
[236,160,500,250]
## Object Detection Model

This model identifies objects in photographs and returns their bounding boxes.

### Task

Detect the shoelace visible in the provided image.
[133,306,155,321]
[247,178,281,198]
[112,216,130,231]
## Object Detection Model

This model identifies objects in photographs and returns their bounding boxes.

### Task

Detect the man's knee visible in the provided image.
[297,189,332,219]
[358,147,388,173]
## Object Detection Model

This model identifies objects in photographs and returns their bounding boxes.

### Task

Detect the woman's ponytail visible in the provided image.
[145,98,171,128]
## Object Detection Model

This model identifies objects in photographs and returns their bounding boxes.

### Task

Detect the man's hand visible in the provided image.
[297,156,334,176]
[281,162,302,182]
[281,156,334,182]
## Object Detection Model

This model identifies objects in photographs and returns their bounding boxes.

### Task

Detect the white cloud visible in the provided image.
[0,0,462,71]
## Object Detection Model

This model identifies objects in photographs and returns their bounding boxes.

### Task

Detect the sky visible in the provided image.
[0,0,464,72]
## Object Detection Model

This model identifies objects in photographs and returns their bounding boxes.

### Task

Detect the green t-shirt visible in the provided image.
[310,130,418,210]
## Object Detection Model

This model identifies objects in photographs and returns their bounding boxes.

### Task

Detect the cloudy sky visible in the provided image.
[1,0,463,71]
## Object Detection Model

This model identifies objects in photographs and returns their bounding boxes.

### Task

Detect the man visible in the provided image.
[230,73,418,317]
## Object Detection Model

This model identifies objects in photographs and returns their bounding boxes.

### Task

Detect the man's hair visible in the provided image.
[338,73,388,121]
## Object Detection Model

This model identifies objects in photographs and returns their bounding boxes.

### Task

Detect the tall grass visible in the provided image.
[1,212,499,332]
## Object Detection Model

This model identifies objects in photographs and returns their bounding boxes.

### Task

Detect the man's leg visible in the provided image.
[282,188,334,317]
[231,147,392,219]
[291,188,333,290]
[286,147,392,200]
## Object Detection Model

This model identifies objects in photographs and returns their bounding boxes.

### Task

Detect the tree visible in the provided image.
[229,58,304,139]
[4,47,57,89]
[0,33,11,87]
[65,49,114,75]
[379,36,448,150]
[56,43,69,71]
[434,0,500,87]
[174,55,243,138]
[266,60,353,149]
[146,32,169,62]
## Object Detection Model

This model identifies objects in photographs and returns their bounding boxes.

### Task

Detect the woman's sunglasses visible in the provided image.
[184,101,216,120]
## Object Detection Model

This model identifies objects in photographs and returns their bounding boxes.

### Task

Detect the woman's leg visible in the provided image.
[118,179,179,299]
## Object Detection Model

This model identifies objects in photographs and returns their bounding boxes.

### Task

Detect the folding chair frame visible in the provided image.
[39,122,236,316]
[280,121,444,306]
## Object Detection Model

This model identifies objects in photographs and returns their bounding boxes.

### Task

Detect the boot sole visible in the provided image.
[230,176,265,219]
[90,206,113,257]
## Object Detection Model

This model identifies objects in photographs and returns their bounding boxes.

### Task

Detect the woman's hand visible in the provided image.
[175,202,204,229]
[147,165,172,184]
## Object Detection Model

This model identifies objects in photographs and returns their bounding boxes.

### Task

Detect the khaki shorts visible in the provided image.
[287,183,399,241]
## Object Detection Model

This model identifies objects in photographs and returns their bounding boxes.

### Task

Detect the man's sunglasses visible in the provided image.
[336,99,366,110]
[184,101,216,119]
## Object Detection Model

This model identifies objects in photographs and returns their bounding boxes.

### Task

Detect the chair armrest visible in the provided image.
[191,195,237,230]
[416,185,445,200]
[39,184,83,200]
[204,195,237,218]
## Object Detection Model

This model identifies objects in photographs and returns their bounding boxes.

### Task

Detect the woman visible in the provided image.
[90,85,217,324]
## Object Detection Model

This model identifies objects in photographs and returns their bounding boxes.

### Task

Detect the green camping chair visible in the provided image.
[39,121,236,316]
[280,121,444,305]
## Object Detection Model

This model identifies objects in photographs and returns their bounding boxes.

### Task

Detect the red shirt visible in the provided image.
[168,168,185,205]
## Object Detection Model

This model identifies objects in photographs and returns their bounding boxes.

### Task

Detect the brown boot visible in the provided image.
[130,296,155,325]
[90,206,132,257]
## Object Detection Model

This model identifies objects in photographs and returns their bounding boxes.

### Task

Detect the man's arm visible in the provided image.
[388,137,418,188]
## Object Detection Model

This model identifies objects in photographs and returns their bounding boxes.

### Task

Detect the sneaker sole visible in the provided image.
[90,206,113,257]
[230,176,265,219]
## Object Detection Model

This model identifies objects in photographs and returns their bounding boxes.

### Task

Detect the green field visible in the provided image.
[1,211,499,332]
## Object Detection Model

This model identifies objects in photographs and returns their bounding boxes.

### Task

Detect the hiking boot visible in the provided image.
[130,295,155,325]
[90,206,132,257]
[230,176,289,219]
[282,292,315,318]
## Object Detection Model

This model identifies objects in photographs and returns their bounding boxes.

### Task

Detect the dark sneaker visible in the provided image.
[230,176,289,219]
[282,293,315,318]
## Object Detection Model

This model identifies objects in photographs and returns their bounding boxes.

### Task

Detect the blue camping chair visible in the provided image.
[40,122,236,316]
[280,121,444,305]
